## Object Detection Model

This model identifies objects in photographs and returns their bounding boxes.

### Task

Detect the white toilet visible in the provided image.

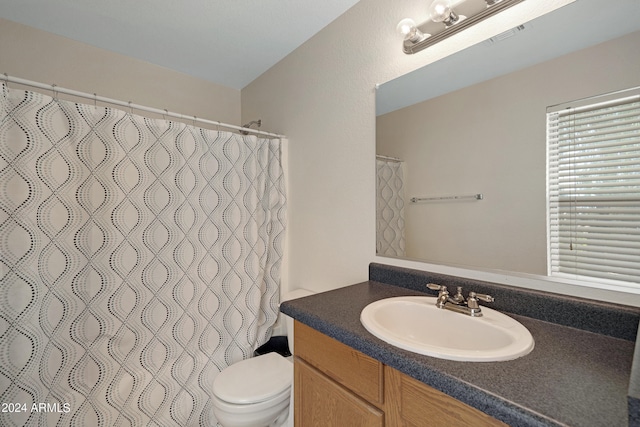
[212,289,314,427]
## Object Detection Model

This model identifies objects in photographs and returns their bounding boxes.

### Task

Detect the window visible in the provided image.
[547,87,640,286]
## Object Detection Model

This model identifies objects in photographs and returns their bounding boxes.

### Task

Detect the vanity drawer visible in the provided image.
[294,321,384,406]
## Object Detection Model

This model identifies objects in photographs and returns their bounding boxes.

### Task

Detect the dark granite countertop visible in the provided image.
[281,280,635,427]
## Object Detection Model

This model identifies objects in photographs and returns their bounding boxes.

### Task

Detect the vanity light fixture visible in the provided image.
[399,0,526,54]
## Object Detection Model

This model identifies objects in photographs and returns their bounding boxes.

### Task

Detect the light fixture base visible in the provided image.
[402,0,526,54]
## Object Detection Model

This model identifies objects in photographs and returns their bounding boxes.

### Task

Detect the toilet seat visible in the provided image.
[212,386,290,415]
[213,352,292,404]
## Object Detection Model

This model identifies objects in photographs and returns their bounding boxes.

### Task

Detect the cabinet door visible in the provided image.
[294,321,384,405]
[384,367,508,427]
[295,358,384,427]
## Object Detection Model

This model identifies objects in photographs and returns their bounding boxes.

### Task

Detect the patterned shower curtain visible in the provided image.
[376,159,405,257]
[0,84,286,427]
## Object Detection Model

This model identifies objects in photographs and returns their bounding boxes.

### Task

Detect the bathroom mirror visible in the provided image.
[375,0,640,277]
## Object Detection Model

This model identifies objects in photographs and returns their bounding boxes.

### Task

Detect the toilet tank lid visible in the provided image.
[213,352,292,404]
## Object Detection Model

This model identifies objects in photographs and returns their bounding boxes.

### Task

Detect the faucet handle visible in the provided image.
[472,292,494,303]
[426,283,447,293]
[467,292,494,310]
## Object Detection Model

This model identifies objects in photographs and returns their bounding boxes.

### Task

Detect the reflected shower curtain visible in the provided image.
[0,84,286,427]
[376,159,405,257]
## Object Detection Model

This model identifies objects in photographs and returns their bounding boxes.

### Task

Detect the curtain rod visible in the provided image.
[2,74,285,139]
[376,154,403,162]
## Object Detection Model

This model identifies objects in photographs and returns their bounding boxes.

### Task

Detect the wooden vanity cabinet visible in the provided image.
[293,321,507,427]
[295,359,384,426]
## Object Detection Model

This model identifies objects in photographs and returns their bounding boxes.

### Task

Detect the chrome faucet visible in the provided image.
[426,284,494,317]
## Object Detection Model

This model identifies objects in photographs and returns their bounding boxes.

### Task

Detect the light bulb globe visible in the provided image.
[429,0,452,23]
[396,18,417,38]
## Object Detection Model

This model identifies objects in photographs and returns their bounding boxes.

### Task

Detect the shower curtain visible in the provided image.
[376,159,405,257]
[0,84,286,427]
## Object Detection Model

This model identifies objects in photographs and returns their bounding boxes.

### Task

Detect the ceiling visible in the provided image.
[0,0,360,90]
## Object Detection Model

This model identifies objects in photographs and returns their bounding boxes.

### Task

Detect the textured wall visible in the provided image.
[0,18,241,127]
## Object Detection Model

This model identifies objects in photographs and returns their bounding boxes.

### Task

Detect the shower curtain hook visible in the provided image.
[128,101,133,115]
[193,116,197,126]
[52,84,58,100]
[2,73,9,90]
[93,93,97,108]
[164,109,168,122]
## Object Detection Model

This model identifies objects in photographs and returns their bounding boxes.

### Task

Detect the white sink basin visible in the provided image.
[360,296,534,362]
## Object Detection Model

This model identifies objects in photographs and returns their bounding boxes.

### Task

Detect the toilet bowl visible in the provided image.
[212,289,314,427]
[212,352,292,427]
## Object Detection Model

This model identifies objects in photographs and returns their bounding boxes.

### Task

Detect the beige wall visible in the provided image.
[376,31,640,275]
[242,0,640,306]
[0,18,240,126]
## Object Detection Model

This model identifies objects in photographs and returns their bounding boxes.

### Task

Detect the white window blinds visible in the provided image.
[547,88,640,285]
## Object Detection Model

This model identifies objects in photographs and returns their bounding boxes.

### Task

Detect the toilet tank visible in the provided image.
[282,289,314,355]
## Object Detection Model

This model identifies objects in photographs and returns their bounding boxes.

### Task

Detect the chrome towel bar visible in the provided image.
[411,193,483,203]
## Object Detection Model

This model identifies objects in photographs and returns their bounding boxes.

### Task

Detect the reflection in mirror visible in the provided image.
[376,0,640,281]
